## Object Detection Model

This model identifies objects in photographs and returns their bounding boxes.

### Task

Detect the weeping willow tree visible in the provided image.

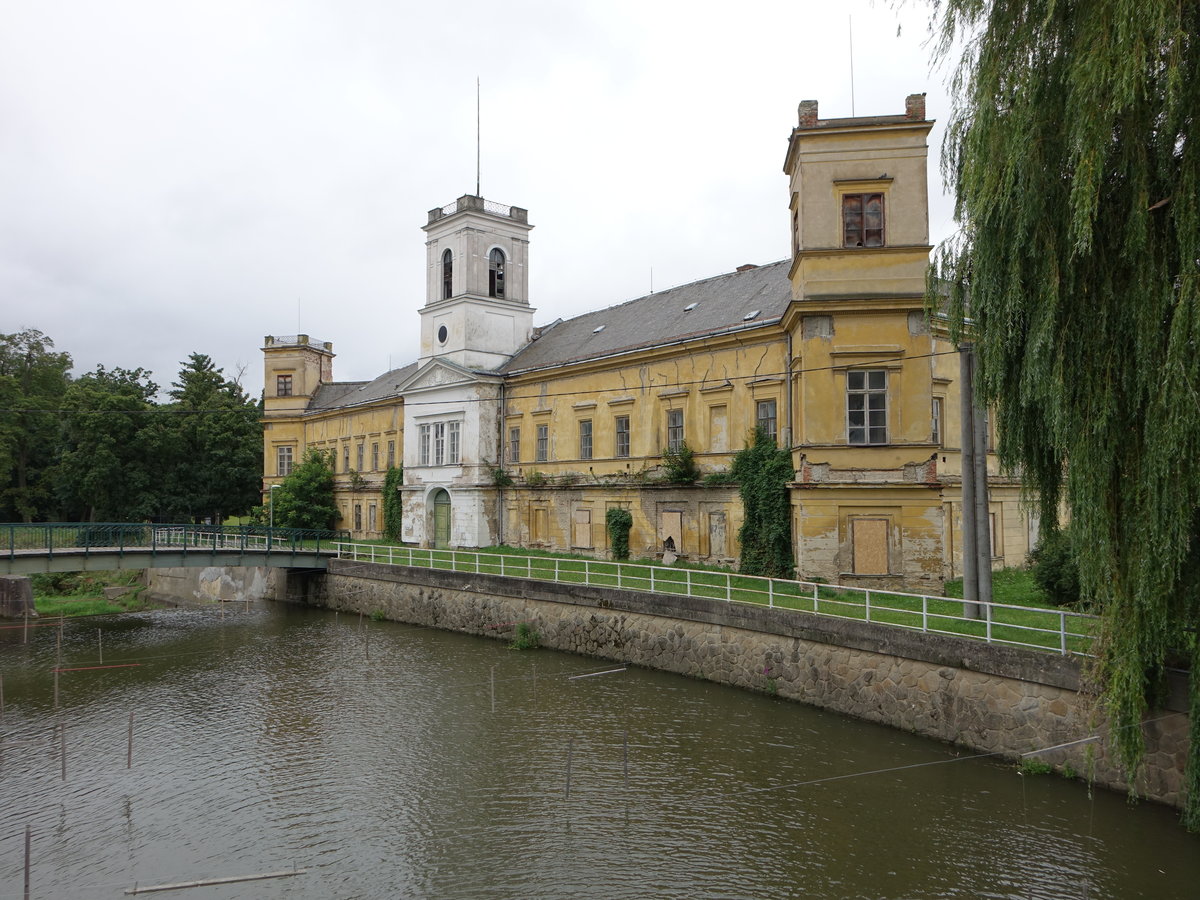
[927,0,1200,827]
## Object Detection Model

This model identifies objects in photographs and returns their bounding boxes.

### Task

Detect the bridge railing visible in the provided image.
[1,523,350,561]
[332,542,1098,657]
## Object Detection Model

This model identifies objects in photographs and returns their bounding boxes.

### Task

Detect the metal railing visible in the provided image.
[1,523,350,562]
[333,543,1098,656]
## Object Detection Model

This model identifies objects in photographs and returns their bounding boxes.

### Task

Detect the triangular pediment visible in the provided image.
[397,357,498,394]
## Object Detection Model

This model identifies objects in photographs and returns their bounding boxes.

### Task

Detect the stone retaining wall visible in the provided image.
[305,558,1189,810]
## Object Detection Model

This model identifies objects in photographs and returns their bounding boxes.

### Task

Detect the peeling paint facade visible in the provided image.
[261,94,1035,590]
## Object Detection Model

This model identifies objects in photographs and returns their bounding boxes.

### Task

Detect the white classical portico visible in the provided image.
[399,195,535,548]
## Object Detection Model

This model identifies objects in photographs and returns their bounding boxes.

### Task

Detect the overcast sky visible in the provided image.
[1,0,954,399]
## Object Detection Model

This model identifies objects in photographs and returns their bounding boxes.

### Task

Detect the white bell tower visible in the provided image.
[419,195,535,370]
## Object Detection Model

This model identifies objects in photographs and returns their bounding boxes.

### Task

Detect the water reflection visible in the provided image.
[0,603,1196,899]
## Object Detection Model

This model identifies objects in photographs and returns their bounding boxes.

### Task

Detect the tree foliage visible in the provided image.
[163,353,261,523]
[0,329,71,521]
[731,428,794,578]
[382,466,404,540]
[928,0,1200,826]
[271,449,339,531]
[55,366,166,521]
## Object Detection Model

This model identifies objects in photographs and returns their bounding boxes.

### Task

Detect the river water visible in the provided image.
[0,603,1197,899]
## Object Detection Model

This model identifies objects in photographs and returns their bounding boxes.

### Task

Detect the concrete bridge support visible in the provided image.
[0,575,36,618]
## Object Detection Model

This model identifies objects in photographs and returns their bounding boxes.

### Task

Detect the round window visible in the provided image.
[437,325,448,344]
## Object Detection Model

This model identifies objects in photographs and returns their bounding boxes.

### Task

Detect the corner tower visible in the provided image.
[419,195,535,371]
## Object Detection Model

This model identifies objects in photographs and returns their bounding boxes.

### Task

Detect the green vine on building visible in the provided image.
[382,467,403,540]
[731,428,794,579]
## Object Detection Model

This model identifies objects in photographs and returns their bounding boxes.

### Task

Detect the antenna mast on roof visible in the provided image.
[849,15,856,116]
[476,77,481,197]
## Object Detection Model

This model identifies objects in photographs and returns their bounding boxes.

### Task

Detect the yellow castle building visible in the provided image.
[261,94,1034,591]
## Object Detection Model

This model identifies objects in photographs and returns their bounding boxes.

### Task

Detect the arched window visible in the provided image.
[488,248,506,299]
[441,249,453,299]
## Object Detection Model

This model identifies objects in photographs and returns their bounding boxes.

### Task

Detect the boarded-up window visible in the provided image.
[572,508,593,548]
[659,510,683,553]
[709,405,728,453]
[531,506,549,543]
[990,511,1003,558]
[851,518,889,575]
[707,512,727,558]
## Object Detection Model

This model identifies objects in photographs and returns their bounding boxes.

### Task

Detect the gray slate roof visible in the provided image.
[306,361,418,413]
[501,259,792,374]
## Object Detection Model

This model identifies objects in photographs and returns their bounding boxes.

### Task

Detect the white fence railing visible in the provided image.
[332,543,1097,656]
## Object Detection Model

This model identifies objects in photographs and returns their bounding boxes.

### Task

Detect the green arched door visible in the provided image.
[432,489,451,549]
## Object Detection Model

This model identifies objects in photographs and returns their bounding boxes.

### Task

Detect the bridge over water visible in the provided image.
[0,523,347,575]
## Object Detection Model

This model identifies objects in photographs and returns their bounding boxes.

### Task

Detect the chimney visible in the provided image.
[905,92,927,121]
[797,100,818,127]
[736,263,759,273]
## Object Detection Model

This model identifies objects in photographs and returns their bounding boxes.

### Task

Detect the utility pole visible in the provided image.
[958,343,993,618]
[959,344,980,618]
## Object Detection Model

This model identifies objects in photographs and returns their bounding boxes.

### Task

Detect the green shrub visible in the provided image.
[702,469,736,485]
[509,621,540,650]
[661,442,700,483]
[1029,527,1081,607]
[606,507,633,560]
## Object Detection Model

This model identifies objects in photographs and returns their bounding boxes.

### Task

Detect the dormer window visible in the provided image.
[441,249,453,299]
[489,248,506,298]
[843,193,884,248]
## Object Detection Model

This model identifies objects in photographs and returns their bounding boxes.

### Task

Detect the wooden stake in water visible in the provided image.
[490,666,496,714]
[623,729,629,791]
[60,724,66,781]
[127,711,135,769]
[54,668,59,708]
[364,624,370,661]
[23,611,28,644]
[98,629,103,664]
[564,736,574,799]
[56,624,62,665]
[24,823,31,900]
[1,673,5,722]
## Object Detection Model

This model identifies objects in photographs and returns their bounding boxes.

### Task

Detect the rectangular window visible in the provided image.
[387,440,395,469]
[433,423,445,466]
[843,193,884,248]
[368,503,377,533]
[536,424,548,462]
[276,374,293,397]
[932,397,943,446]
[509,427,521,464]
[343,445,350,474]
[447,421,461,464]
[371,442,379,472]
[579,419,592,460]
[354,504,363,532]
[330,449,336,474]
[851,518,889,574]
[847,370,888,445]
[276,446,293,477]
[356,443,364,472]
[756,399,778,442]
[418,425,431,466]
[615,415,630,458]
[667,408,684,452]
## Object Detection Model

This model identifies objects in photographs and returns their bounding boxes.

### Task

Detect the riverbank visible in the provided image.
[30,570,160,617]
